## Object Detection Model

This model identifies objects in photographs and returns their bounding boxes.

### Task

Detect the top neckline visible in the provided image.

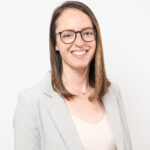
[70,113,107,127]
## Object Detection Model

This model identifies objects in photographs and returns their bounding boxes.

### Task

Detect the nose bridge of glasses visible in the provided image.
[75,31,84,41]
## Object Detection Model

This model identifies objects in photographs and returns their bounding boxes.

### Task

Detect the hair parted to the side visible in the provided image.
[49,1,111,102]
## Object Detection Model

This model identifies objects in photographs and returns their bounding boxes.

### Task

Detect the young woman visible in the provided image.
[13,1,132,150]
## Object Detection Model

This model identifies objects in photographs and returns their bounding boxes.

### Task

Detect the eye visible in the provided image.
[83,32,93,36]
[61,31,74,39]
[63,34,73,38]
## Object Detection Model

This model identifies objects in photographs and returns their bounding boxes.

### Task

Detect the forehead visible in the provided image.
[56,8,93,32]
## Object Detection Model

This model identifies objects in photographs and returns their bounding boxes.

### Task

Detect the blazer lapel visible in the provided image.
[42,71,84,150]
[102,88,124,150]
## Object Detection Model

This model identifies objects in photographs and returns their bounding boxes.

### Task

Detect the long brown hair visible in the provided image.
[49,1,111,101]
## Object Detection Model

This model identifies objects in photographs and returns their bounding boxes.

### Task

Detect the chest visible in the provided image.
[64,97,106,124]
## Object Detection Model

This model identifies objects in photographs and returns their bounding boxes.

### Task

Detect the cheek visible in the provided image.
[88,41,96,51]
[59,45,72,56]
[93,40,96,47]
[56,37,72,52]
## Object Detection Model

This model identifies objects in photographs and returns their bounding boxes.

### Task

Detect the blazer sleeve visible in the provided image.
[13,93,41,150]
[115,84,133,150]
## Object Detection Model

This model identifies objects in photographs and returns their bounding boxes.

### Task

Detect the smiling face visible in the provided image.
[55,8,96,71]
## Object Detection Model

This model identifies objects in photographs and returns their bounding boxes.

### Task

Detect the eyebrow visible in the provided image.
[61,26,94,32]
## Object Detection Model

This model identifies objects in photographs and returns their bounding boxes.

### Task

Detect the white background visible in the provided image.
[0,0,150,149]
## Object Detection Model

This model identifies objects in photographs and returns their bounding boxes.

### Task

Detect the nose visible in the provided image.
[74,32,84,46]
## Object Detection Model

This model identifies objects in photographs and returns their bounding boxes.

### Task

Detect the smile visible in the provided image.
[71,50,88,58]
[71,50,87,55]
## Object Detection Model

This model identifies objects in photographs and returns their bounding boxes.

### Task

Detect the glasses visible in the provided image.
[55,28,96,44]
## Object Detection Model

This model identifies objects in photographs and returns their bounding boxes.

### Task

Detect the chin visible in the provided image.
[71,64,89,70]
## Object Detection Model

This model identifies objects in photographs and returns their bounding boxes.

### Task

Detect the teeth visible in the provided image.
[72,50,87,56]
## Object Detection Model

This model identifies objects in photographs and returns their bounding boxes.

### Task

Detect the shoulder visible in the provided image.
[104,82,125,109]
[107,82,121,96]
[13,77,48,127]
[15,73,50,117]
[17,81,44,104]
[15,71,52,113]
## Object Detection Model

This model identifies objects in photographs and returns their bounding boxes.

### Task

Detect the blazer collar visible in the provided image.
[42,70,124,150]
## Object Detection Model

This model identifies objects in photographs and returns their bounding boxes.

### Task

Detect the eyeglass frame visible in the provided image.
[55,27,97,44]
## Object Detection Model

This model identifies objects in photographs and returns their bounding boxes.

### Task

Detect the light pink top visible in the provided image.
[70,113,117,150]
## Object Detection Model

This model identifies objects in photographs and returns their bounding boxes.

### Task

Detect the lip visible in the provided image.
[70,49,88,53]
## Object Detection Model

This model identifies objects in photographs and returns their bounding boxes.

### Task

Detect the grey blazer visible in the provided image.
[13,70,132,150]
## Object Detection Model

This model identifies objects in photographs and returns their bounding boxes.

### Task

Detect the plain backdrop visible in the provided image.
[0,0,150,149]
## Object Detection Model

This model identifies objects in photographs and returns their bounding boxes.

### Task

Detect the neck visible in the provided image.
[62,65,90,93]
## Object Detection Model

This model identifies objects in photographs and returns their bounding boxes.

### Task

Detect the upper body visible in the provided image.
[13,1,132,150]
[13,70,132,150]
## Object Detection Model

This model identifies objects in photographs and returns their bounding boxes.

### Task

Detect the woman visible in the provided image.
[13,1,132,150]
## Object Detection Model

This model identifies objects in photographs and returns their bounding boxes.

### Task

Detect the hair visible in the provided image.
[49,1,111,102]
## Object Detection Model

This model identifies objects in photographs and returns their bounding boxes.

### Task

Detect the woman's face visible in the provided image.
[55,9,96,70]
